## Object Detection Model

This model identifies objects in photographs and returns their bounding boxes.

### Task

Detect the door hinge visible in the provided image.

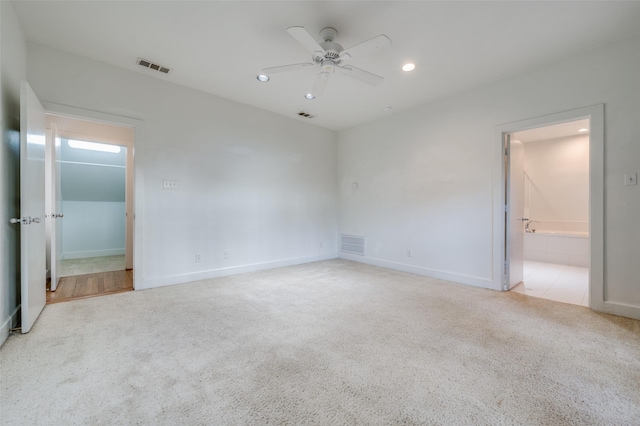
[502,262,509,290]
[504,205,508,212]
[505,147,509,155]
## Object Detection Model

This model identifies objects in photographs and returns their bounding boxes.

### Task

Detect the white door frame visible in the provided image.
[504,133,526,291]
[45,122,63,290]
[42,102,144,289]
[493,105,604,310]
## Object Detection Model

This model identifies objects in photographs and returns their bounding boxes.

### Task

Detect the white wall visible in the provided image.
[338,35,640,314]
[62,201,125,259]
[0,1,27,346]
[27,43,338,289]
[523,135,589,233]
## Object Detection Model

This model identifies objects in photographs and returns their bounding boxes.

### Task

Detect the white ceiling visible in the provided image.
[514,119,590,143]
[11,1,640,131]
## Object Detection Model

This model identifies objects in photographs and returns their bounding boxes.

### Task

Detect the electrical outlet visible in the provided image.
[163,179,178,190]
[223,250,229,259]
[624,173,637,186]
[195,253,201,262]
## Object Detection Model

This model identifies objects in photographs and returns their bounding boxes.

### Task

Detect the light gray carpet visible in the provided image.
[2,259,639,425]
[60,255,125,277]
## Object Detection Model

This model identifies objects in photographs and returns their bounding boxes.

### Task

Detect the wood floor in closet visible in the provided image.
[47,270,133,304]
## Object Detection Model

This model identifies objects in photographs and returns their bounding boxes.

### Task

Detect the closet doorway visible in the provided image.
[45,114,134,303]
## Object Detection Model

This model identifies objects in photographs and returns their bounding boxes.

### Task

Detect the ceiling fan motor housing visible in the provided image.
[315,41,344,71]
[262,25,389,94]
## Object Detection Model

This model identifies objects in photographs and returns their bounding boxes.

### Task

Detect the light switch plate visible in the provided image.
[624,173,637,186]
[163,179,178,190]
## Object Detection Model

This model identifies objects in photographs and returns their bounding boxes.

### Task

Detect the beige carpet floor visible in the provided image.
[1,259,639,425]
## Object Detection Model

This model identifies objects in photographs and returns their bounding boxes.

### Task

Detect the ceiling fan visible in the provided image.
[263,26,392,98]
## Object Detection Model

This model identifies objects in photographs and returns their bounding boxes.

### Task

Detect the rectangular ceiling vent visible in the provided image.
[341,234,365,255]
[137,58,170,74]
[297,112,315,119]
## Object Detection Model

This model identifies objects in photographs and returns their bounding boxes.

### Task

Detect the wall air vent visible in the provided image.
[137,58,171,74]
[341,234,365,255]
[297,112,315,118]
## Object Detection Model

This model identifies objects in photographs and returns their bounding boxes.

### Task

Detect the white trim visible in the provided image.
[598,301,640,321]
[494,105,609,312]
[339,253,494,289]
[0,305,21,347]
[62,248,125,259]
[136,254,337,290]
[41,102,143,290]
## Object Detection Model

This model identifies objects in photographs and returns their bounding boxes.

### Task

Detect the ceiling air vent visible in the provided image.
[137,58,171,74]
[298,112,315,118]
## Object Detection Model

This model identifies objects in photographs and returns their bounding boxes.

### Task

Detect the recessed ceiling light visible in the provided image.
[257,74,269,82]
[68,139,121,153]
[578,128,589,133]
[305,94,315,100]
[383,106,393,111]
[402,63,416,72]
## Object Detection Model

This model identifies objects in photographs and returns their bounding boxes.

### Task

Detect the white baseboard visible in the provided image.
[595,301,640,321]
[338,252,494,289]
[63,248,125,259]
[0,305,21,348]
[135,253,338,290]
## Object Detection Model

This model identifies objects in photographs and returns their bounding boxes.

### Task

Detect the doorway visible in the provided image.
[496,105,604,310]
[508,119,590,306]
[45,114,134,303]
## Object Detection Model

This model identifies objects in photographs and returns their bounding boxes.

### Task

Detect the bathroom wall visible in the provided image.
[523,135,589,233]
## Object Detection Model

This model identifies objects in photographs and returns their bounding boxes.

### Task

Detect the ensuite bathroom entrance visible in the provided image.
[505,119,590,306]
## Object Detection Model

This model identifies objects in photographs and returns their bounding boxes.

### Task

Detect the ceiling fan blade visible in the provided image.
[338,65,384,86]
[311,72,330,97]
[287,26,325,55]
[262,62,315,74]
[339,34,392,62]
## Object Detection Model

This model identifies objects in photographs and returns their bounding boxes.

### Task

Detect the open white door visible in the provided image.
[18,81,47,333]
[46,123,64,290]
[505,134,526,289]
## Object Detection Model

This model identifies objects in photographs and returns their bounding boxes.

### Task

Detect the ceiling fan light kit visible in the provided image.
[262,26,392,98]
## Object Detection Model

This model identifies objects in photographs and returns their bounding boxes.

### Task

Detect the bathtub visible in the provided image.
[524,230,589,267]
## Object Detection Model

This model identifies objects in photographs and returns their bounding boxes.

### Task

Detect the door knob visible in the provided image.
[9,217,40,224]
[57,213,64,218]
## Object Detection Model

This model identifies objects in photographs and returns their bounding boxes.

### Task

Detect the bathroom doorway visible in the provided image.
[497,105,604,309]
[509,119,590,306]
